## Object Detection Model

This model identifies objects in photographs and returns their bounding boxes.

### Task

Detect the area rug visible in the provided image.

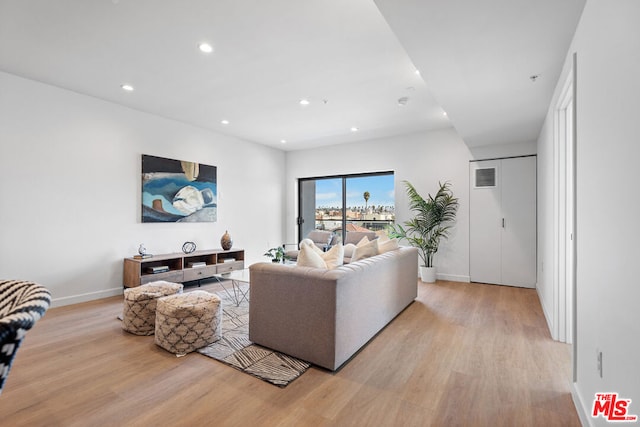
[197,293,311,387]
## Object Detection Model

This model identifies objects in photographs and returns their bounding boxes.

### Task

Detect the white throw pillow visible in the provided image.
[356,236,370,247]
[343,243,357,258]
[300,238,324,255]
[375,230,390,242]
[322,243,344,269]
[378,238,399,253]
[352,239,379,262]
[297,244,328,269]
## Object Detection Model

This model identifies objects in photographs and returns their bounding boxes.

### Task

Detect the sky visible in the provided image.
[315,174,395,208]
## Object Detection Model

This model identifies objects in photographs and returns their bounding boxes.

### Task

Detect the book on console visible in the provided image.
[147,266,169,274]
[188,262,207,268]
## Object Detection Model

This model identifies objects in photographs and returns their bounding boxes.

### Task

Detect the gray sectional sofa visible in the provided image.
[248,246,418,371]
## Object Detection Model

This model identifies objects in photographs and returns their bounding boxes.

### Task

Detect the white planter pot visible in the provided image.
[420,266,436,283]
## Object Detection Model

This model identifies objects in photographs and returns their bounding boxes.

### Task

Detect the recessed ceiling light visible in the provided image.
[280,139,287,144]
[198,43,213,53]
[442,111,448,117]
[415,69,421,76]
[220,119,229,125]
[121,84,134,92]
[350,126,359,132]
[299,99,310,106]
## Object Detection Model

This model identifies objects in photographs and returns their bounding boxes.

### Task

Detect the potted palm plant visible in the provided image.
[389,181,459,282]
[264,246,286,263]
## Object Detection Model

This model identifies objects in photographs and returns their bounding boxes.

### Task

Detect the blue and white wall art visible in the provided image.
[142,154,217,223]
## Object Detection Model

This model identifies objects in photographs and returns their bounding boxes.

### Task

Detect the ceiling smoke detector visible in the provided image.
[529,74,540,82]
[397,96,409,106]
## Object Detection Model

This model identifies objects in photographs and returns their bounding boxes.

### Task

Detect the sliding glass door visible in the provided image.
[297,172,394,243]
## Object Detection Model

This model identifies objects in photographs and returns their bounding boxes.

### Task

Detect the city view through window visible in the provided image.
[310,173,395,239]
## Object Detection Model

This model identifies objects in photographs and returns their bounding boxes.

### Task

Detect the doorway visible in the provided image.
[554,59,576,344]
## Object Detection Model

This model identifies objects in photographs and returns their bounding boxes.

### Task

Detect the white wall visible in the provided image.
[537,1,640,425]
[286,129,473,281]
[0,72,286,307]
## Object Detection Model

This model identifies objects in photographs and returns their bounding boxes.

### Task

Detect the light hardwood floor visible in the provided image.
[0,280,580,426]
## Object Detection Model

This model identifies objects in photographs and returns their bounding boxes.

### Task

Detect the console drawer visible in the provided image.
[183,265,218,282]
[216,261,244,273]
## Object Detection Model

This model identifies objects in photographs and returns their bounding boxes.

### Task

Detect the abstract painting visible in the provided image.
[142,154,217,223]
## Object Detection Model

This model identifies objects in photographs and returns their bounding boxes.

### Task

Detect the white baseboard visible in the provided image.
[51,287,123,308]
[537,286,557,340]
[572,382,592,427]
[436,273,470,283]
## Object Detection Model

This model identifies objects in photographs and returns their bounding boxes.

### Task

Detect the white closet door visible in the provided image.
[469,160,502,285]
[469,156,536,288]
[501,156,536,287]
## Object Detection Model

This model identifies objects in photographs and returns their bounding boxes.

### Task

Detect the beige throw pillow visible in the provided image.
[378,238,399,253]
[344,236,369,259]
[375,229,390,242]
[356,236,370,247]
[298,241,344,269]
[343,243,357,258]
[322,243,344,269]
[352,239,379,262]
[297,243,328,269]
[300,238,324,255]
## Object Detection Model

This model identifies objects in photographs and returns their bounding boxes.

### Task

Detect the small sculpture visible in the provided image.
[221,230,232,250]
[138,244,147,256]
[182,241,196,254]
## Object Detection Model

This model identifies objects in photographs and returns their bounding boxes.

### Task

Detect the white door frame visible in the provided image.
[553,60,576,344]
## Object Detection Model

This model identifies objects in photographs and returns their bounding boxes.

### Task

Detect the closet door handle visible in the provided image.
[502,218,505,228]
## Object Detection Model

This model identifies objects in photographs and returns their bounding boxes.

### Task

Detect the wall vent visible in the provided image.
[475,168,496,188]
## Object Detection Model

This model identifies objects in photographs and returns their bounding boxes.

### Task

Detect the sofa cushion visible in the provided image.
[376,230,390,242]
[352,239,379,262]
[300,238,324,254]
[299,242,344,269]
[378,238,399,253]
[297,244,328,268]
[343,243,356,259]
[344,236,372,261]
[323,243,344,269]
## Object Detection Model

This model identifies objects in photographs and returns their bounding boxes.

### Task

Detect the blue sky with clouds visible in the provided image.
[315,174,395,208]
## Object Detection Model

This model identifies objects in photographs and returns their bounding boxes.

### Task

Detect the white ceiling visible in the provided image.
[376,0,586,147]
[0,0,585,151]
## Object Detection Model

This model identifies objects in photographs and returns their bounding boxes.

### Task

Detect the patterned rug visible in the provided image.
[197,292,310,387]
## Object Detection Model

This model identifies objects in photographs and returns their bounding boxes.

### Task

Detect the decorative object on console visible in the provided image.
[388,180,459,283]
[147,265,170,274]
[134,244,153,259]
[220,230,233,250]
[141,154,217,223]
[182,241,196,254]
